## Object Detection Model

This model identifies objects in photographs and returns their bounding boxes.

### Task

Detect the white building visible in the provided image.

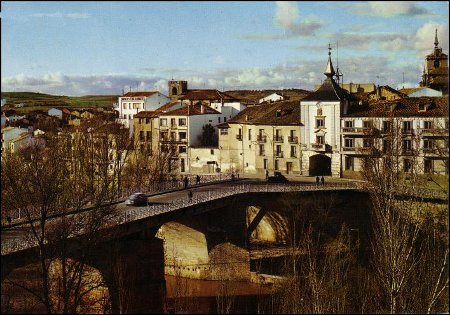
[48,107,63,119]
[116,91,170,131]
[300,47,353,177]
[157,104,223,173]
[1,127,29,154]
[258,92,284,104]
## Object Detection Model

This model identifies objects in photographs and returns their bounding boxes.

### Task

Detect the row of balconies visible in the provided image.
[342,127,448,137]
[340,146,442,156]
[236,134,299,144]
[160,137,187,144]
[257,151,298,158]
[160,124,187,129]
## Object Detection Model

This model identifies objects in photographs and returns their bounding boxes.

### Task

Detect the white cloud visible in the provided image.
[414,21,449,55]
[274,1,299,29]
[244,1,323,40]
[350,1,431,17]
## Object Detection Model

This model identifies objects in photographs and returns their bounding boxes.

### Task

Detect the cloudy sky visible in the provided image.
[1,1,448,96]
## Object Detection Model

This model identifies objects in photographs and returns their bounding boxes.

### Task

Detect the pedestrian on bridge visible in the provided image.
[188,190,193,202]
[184,176,189,189]
[321,176,325,185]
[316,176,320,185]
[196,175,201,185]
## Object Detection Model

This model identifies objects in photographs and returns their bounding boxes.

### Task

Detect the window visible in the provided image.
[424,159,433,173]
[220,128,228,135]
[344,120,353,128]
[263,159,268,170]
[179,118,186,126]
[122,102,126,109]
[146,131,151,140]
[345,156,354,170]
[224,117,227,122]
[316,118,325,128]
[424,121,433,129]
[316,135,324,144]
[423,139,434,149]
[403,159,412,172]
[170,132,176,140]
[145,118,150,124]
[363,120,373,128]
[171,118,176,127]
[179,146,187,153]
[290,146,296,157]
[133,103,140,109]
[160,132,168,141]
[403,139,412,153]
[259,144,264,156]
[363,138,373,147]
[418,104,426,112]
[383,121,391,132]
[275,159,279,170]
[317,108,323,116]
[179,132,187,141]
[210,149,214,155]
[139,131,144,141]
[344,138,354,148]
[403,121,412,132]
[383,140,390,153]
[218,117,221,123]
[160,118,167,126]
[248,129,252,141]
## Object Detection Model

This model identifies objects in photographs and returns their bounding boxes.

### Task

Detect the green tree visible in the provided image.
[198,124,218,147]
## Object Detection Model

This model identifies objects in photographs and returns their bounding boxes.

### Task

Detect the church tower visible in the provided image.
[168,80,188,101]
[420,29,448,94]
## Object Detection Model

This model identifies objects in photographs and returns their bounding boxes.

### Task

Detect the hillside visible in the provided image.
[1,92,119,113]
[225,88,311,103]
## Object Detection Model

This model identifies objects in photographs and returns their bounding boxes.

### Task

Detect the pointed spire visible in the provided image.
[434,28,439,48]
[324,43,335,77]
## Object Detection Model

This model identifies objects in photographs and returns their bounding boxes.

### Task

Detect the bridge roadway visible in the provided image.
[1,179,360,256]
[2,177,446,256]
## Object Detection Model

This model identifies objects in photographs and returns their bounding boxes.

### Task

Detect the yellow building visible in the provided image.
[218,100,302,176]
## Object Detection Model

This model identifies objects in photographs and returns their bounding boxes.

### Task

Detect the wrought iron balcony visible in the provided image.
[257,135,267,143]
[288,136,298,143]
[275,151,284,158]
[311,143,326,151]
[273,136,284,143]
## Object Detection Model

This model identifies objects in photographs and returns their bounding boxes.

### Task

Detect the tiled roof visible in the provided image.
[122,92,159,97]
[398,87,425,94]
[368,85,408,98]
[180,89,238,101]
[155,101,181,113]
[344,96,448,117]
[134,111,158,118]
[302,78,350,102]
[160,104,221,116]
[227,100,301,126]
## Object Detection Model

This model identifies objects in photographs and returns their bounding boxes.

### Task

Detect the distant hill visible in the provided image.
[225,89,311,104]
[1,92,119,113]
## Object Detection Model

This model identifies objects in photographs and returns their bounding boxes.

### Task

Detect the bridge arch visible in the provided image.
[309,154,331,176]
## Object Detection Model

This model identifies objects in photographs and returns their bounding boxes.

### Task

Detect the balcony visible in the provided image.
[290,153,297,158]
[401,129,414,136]
[273,136,284,143]
[402,148,414,155]
[418,128,448,137]
[311,143,327,152]
[160,138,187,144]
[258,151,265,156]
[275,151,284,158]
[422,148,437,155]
[236,134,243,141]
[288,136,298,143]
[170,124,178,129]
[342,127,370,134]
[257,135,267,143]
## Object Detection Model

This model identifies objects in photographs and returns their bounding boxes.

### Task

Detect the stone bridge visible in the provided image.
[1,181,445,313]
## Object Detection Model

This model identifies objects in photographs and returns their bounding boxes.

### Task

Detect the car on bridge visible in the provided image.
[267,171,289,183]
[126,193,148,206]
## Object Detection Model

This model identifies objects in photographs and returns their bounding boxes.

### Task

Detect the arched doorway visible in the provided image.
[309,154,331,176]
[171,86,178,96]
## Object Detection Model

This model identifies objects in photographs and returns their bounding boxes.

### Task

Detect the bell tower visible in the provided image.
[168,80,188,101]
[421,29,448,94]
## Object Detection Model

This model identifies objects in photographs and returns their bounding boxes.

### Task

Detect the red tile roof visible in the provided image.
[180,89,238,101]
[345,96,448,117]
[123,92,159,97]
[227,100,301,126]
[134,111,158,118]
[155,101,181,113]
[161,104,221,116]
